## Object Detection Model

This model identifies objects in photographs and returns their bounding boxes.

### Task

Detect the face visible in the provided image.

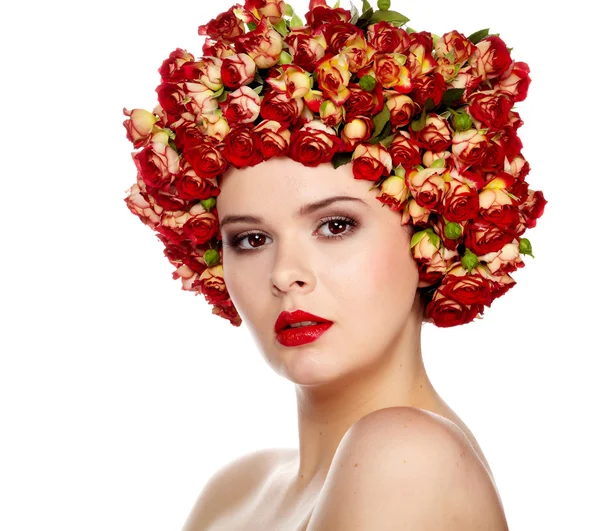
[217,156,421,385]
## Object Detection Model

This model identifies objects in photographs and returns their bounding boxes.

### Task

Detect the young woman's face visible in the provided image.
[217,157,421,384]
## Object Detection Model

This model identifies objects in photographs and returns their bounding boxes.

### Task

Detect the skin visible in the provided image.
[216,156,451,504]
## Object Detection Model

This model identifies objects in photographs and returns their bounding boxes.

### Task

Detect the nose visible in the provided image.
[269,237,316,296]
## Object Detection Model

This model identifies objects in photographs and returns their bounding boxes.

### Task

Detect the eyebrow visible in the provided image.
[219,195,368,229]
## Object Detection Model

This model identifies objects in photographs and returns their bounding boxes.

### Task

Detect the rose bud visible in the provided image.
[373,53,412,92]
[452,128,487,167]
[221,53,257,90]
[473,35,512,80]
[203,249,220,267]
[411,228,441,261]
[253,119,291,159]
[376,174,410,211]
[320,99,345,127]
[244,0,286,23]
[422,150,452,168]
[236,18,284,69]
[315,53,352,105]
[221,85,261,124]
[367,21,410,54]
[342,117,374,149]
[386,94,416,130]
[351,143,393,181]
[123,108,158,148]
[407,197,431,226]
[406,166,449,211]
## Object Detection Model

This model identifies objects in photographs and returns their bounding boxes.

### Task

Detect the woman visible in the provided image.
[123,0,545,528]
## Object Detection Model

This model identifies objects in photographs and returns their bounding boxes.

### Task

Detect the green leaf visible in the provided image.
[370,105,391,139]
[362,0,372,13]
[278,50,293,65]
[369,9,409,26]
[424,97,435,112]
[410,111,427,132]
[378,133,396,149]
[290,12,304,28]
[350,1,360,24]
[430,157,445,169]
[273,19,289,37]
[333,0,341,7]
[427,228,441,248]
[332,151,353,169]
[247,22,257,31]
[410,230,428,249]
[217,90,229,102]
[285,3,293,17]
[213,85,225,99]
[467,28,490,45]
[356,7,374,29]
[441,88,465,107]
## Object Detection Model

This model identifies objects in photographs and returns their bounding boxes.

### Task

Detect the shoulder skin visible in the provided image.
[306,406,509,531]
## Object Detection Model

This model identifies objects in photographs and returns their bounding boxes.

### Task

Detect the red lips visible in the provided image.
[274,309,332,333]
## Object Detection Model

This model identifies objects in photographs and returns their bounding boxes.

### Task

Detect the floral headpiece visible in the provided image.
[123,0,547,328]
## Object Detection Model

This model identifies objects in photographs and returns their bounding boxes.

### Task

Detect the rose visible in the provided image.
[133,138,180,189]
[266,65,312,99]
[180,57,223,91]
[478,137,505,173]
[202,39,237,59]
[221,53,256,89]
[197,6,245,43]
[376,175,410,211]
[351,143,393,181]
[222,124,263,168]
[155,83,186,119]
[407,198,431,225]
[473,36,512,80]
[253,119,291,159]
[181,137,228,180]
[434,31,476,67]
[285,30,327,72]
[124,183,163,229]
[323,22,362,55]
[182,209,220,245]
[373,53,411,91]
[319,100,344,127]
[344,84,384,121]
[468,93,511,132]
[410,72,446,107]
[386,94,416,130]
[146,181,189,211]
[175,163,221,201]
[425,290,481,327]
[414,114,452,152]
[197,113,231,141]
[406,167,449,210]
[422,150,452,168]
[211,300,242,326]
[412,229,459,284]
[306,5,352,29]
[183,82,219,116]
[367,21,410,54]
[123,108,157,148]
[464,215,514,255]
[341,117,374,149]
[315,53,351,105]
[478,242,523,275]
[507,154,530,181]
[159,210,193,244]
[289,121,344,166]
[340,33,375,73]
[442,179,479,222]
[447,70,482,101]
[260,90,304,129]
[494,61,531,103]
[244,0,286,23]
[194,265,230,304]
[479,184,518,229]
[405,40,436,78]
[439,266,492,306]
[159,49,196,83]
[518,189,547,230]
[173,264,200,291]
[389,131,422,169]
[221,86,261,124]
[451,129,487,167]
[235,18,284,69]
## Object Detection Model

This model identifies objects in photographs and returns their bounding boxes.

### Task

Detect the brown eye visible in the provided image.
[248,234,267,248]
[327,220,348,235]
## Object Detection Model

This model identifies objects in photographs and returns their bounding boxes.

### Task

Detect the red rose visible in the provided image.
[474,36,512,80]
[389,131,422,169]
[425,291,482,327]
[285,30,326,72]
[478,137,505,173]
[344,84,384,121]
[155,83,186,120]
[305,5,352,29]
[221,86,261,124]
[414,114,452,152]
[452,129,487,167]
[407,167,449,211]
[442,180,479,222]
[435,31,476,67]
[253,119,291,159]
[410,72,446,107]
[468,93,511,131]
[221,53,256,90]
[159,49,195,83]
[464,216,514,255]
[439,272,492,306]
[182,139,228,179]
[202,39,237,59]
[133,142,179,189]
[182,211,220,245]
[193,265,230,304]
[197,6,245,43]
[222,125,263,168]
[351,143,393,181]
[211,300,242,326]
[367,21,410,54]
[261,89,304,129]
[519,189,547,229]
[494,61,531,103]
[323,22,362,54]
[175,163,221,201]
[386,94,417,130]
[289,121,344,167]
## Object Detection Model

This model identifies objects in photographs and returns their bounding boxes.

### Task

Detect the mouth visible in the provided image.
[274,310,332,334]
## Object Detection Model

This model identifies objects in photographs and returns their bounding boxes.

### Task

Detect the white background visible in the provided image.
[1,0,598,529]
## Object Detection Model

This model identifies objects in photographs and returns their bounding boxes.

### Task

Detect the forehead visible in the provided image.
[217,157,376,214]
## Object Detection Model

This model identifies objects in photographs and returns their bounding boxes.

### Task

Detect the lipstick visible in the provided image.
[274,310,333,347]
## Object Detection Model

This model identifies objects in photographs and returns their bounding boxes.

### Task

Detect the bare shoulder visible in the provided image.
[308,407,508,531]
[181,448,282,531]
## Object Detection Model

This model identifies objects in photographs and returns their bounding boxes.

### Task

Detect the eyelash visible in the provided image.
[223,214,361,253]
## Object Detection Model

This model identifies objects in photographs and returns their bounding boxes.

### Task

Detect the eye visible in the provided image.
[316,216,358,239]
